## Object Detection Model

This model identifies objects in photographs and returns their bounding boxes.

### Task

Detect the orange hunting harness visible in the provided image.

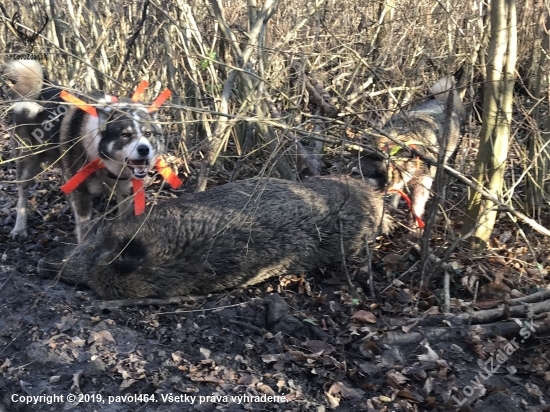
[385,143,425,228]
[59,82,182,216]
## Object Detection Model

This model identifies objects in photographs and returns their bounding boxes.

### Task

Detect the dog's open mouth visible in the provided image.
[126,159,150,179]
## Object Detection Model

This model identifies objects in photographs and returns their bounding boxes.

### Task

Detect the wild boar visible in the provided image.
[38,176,390,299]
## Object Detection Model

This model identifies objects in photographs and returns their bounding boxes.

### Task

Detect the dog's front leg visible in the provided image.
[411,175,433,224]
[115,181,134,219]
[388,161,414,209]
[70,189,94,243]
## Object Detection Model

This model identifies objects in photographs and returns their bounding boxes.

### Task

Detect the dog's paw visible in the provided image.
[10,228,28,242]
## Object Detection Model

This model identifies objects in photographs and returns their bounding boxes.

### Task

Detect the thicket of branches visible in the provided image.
[1,0,548,229]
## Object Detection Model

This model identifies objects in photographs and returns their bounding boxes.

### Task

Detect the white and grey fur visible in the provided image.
[349,76,463,225]
[2,60,165,242]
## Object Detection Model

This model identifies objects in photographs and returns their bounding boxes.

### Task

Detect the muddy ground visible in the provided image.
[1,140,550,412]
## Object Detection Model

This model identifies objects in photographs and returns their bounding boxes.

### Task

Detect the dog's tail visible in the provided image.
[2,60,44,117]
[2,60,43,100]
[429,76,464,117]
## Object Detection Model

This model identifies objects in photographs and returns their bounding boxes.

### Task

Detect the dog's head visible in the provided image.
[347,149,388,189]
[93,97,165,180]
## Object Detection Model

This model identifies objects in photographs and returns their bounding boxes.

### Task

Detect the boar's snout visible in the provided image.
[37,244,76,278]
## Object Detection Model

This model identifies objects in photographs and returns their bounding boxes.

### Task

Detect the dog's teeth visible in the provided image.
[132,166,148,177]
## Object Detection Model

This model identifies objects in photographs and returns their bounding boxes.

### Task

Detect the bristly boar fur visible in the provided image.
[38,176,390,300]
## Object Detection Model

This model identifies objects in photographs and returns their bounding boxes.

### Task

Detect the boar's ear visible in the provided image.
[110,237,148,275]
[90,235,147,275]
[90,242,116,266]
[89,234,120,265]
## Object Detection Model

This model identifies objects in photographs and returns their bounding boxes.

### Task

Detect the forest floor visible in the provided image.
[1,130,550,412]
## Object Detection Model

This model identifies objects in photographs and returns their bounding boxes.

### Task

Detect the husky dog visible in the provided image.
[3,60,165,242]
[38,176,391,299]
[349,77,463,226]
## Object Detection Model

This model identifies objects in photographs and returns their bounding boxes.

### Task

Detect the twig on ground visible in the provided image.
[94,295,207,309]
[378,319,549,346]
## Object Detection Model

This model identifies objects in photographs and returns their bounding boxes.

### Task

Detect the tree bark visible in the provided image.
[525,14,550,220]
[461,0,517,250]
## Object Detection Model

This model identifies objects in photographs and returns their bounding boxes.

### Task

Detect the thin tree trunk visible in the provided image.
[525,14,550,220]
[461,0,517,250]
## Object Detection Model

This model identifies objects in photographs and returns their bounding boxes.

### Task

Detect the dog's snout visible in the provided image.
[137,144,150,157]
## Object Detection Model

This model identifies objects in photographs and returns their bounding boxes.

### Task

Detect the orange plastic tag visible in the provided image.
[61,159,105,194]
[155,157,183,189]
[388,188,411,209]
[60,91,98,117]
[132,80,149,102]
[149,89,172,112]
[132,179,146,216]
[387,188,425,228]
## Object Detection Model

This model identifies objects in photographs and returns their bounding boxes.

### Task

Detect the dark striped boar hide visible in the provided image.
[38,176,391,299]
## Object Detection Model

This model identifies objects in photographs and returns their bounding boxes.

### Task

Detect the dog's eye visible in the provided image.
[122,132,133,139]
[144,132,151,138]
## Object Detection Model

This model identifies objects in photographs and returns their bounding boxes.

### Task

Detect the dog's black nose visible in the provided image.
[137,145,150,157]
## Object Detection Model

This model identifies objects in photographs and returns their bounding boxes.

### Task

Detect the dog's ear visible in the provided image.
[95,105,114,127]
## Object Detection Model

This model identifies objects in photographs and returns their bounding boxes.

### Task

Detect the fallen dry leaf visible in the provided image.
[257,382,276,395]
[87,330,116,346]
[261,354,280,363]
[423,306,440,316]
[423,377,433,395]
[238,374,259,385]
[200,347,211,359]
[526,382,543,397]
[350,310,377,323]
[120,378,137,390]
[402,320,418,333]
[305,340,334,355]
[325,390,340,408]
[387,369,408,389]
[172,351,184,363]
[417,342,439,362]
[327,382,364,399]
[396,389,424,402]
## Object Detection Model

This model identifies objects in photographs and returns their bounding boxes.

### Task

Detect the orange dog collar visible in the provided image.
[61,158,183,216]
[387,188,425,229]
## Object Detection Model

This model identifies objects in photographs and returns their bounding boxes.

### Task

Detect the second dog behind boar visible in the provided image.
[38,176,390,300]
[349,77,463,226]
